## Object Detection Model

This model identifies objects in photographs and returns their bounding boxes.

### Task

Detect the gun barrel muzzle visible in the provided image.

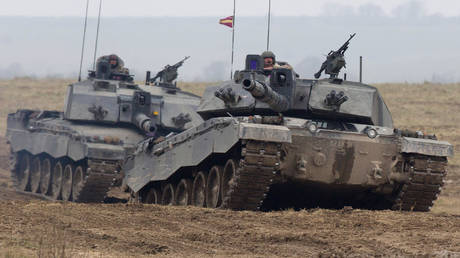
[242,79,289,112]
[242,79,266,98]
[135,113,157,134]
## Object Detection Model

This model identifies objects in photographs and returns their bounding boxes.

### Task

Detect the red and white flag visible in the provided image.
[219,16,234,28]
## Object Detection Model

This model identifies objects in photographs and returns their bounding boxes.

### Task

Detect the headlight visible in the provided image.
[365,127,378,138]
[307,122,318,133]
[416,131,424,138]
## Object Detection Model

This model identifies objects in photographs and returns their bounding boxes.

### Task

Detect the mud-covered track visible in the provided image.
[76,159,119,202]
[9,151,119,203]
[391,155,447,212]
[138,139,282,211]
[221,140,281,210]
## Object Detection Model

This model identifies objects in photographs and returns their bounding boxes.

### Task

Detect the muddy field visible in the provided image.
[0,79,460,257]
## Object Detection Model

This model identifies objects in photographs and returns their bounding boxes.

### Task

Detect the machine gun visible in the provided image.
[150,56,190,85]
[314,33,356,79]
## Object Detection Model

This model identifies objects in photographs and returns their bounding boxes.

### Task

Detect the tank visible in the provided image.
[6,56,202,202]
[124,47,453,211]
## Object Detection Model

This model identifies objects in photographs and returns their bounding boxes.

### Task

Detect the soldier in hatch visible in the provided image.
[97,54,130,75]
[261,51,293,73]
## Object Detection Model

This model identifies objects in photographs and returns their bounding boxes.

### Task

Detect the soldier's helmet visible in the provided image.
[261,51,276,63]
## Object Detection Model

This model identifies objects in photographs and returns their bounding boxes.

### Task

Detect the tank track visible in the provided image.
[75,159,119,203]
[8,150,119,203]
[221,140,281,211]
[8,149,21,190]
[9,150,54,201]
[391,154,447,212]
[137,139,282,211]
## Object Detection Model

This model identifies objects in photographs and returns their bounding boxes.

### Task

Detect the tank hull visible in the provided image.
[269,117,451,211]
[280,118,451,186]
[7,109,145,202]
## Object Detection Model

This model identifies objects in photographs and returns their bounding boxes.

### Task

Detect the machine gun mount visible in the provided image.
[147,56,190,88]
[315,33,356,79]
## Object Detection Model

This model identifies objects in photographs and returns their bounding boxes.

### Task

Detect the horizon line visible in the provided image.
[1,14,460,19]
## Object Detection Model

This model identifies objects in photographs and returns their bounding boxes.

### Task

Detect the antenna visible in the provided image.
[78,0,90,82]
[266,0,271,50]
[92,0,103,70]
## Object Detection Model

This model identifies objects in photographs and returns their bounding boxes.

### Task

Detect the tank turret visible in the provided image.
[198,52,392,127]
[64,57,201,135]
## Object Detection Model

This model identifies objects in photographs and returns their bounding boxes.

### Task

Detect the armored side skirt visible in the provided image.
[124,118,292,193]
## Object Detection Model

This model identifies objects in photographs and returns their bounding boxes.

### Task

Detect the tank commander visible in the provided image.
[261,51,293,72]
[93,54,132,81]
[97,54,130,75]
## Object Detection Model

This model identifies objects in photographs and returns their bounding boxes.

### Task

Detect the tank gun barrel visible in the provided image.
[242,78,289,112]
[134,113,157,134]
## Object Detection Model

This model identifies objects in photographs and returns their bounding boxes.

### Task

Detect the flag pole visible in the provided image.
[230,0,236,80]
[266,0,271,50]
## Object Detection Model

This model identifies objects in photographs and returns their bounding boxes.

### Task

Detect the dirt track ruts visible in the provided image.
[1,201,460,257]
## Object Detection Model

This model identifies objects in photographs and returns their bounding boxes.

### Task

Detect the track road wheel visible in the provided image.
[40,158,52,195]
[51,161,63,200]
[128,190,141,204]
[72,165,86,202]
[192,171,207,207]
[16,153,31,191]
[144,187,161,204]
[222,159,238,203]
[61,163,73,201]
[175,178,192,206]
[161,183,175,205]
[30,156,41,193]
[206,166,222,208]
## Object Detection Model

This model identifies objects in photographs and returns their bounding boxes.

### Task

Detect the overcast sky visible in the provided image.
[1,0,460,17]
[1,0,460,82]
